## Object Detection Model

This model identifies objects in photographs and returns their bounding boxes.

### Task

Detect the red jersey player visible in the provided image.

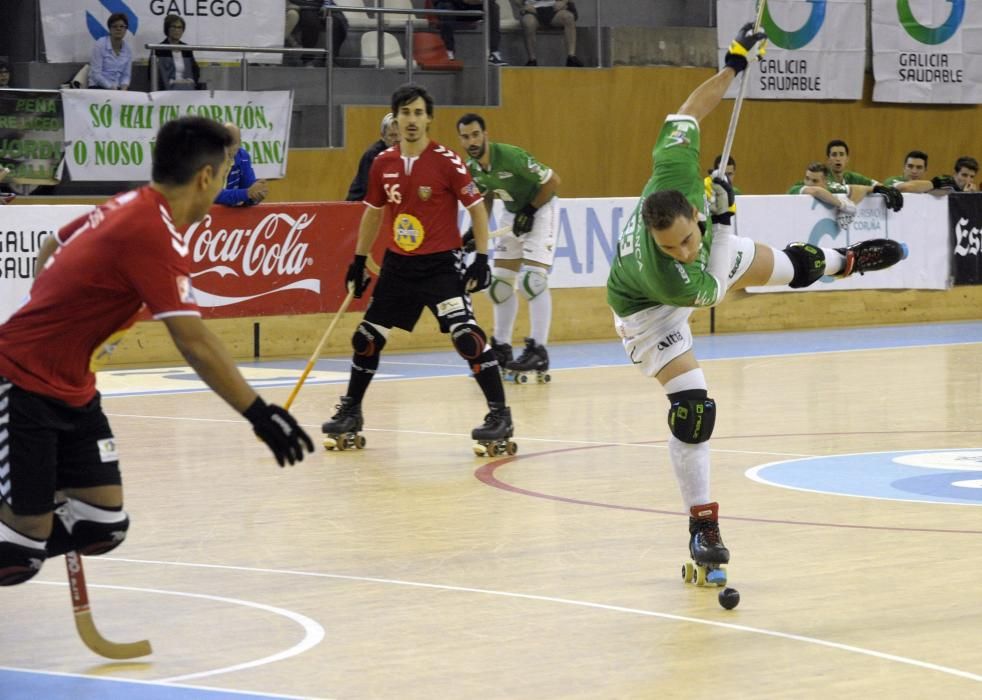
[320,84,515,457]
[0,116,312,588]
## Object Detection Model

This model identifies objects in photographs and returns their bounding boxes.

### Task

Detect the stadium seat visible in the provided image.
[383,0,428,29]
[412,32,463,71]
[338,0,375,30]
[360,31,418,68]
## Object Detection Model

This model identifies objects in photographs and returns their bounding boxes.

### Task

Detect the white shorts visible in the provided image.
[613,235,757,377]
[492,197,558,267]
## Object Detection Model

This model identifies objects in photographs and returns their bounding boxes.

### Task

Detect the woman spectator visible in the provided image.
[150,14,202,90]
[88,12,132,90]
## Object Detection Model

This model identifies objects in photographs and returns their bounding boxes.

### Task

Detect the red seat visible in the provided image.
[412,32,463,71]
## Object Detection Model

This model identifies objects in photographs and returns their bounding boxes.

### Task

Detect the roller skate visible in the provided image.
[471,402,517,457]
[491,337,513,379]
[836,238,908,278]
[681,502,729,587]
[505,337,551,384]
[321,396,366,451]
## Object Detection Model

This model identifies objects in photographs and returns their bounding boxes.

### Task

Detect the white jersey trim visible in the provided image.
[152,310,202,320]
[665,113,699,126]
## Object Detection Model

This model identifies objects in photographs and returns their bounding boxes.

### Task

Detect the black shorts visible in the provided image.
[365,249,476,333]
[535,1,577,25]
[0,379,120,516]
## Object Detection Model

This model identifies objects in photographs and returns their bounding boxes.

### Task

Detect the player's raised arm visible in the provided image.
[678,23,767,124]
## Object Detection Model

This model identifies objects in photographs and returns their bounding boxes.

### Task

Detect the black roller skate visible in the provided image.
[505,337,551,384]
[836,238,908,278]
[491,337,513,379]
[471,402,517,457]
[681,502,729,587]
[321,396,366,451]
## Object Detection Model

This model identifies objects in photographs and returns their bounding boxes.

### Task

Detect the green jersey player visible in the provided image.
[606,23,908,588]
[457,113,560,382]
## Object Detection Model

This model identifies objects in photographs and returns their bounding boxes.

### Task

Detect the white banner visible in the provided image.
[717,0,866,100]
[40,0,285,64]
[872,0,982,103]
[62,90,293,180]
[0,205,92,323]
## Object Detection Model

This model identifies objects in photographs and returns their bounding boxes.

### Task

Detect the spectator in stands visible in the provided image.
[511,0,583,67]
[346,113,400,202]
[216,122,269,207]
[436,0,508,65]
[286,1,348,67]
[149,15,201,90]
[882,150,958,194]
[88,12,132,90]
[824,139,876,187]
[789,162,903,229]
[0,61,11,88]
[953,156,978,192]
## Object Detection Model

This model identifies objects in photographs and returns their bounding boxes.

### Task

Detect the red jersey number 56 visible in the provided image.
[383,183,402,204]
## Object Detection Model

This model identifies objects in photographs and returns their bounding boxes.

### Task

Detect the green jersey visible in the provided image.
[607,115,723,317]
[883,175,905,187]
[787,179,849,195]
[829,170,875,186]
[465,142,552,213]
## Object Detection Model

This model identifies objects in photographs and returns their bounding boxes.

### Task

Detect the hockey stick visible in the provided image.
[718,0,768,178]
[283,288,356,410]
[65,551,152,659]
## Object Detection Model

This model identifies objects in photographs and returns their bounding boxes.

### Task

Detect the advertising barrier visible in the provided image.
[950,193,982,284]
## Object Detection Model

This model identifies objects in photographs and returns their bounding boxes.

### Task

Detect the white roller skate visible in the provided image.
[321,396,366,451]
[471,402,517,457]
[505,337,551,384]
[681,502,729,587]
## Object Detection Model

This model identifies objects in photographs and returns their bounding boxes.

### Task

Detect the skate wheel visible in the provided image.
[322,436,338,451]
[517,373,529,384]
[473,443,488,457]
[541,373,551,384]
[681,562,693,583]
[693,564,708,586]
[706,567,727,587]
[505,441,517,456]
[355,434,366,449]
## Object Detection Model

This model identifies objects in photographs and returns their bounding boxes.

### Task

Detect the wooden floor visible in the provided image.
[3,325,982,699]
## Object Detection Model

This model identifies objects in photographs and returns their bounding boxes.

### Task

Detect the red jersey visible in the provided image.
[0,186,201,406]
[364,140,482,255]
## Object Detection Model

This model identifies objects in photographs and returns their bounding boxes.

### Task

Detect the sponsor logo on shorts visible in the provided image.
[97,438,119,463]
[436,297,466,316]
[176,275,196,304]
[656,330,684,351]
[729,251,744,279]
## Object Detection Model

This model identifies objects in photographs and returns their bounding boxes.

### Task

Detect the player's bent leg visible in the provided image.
[781,243,828,289]
[44,497,130,558]
[450,321,507,405]
[488,266,519,345]
[517,264,552,345]
[346,321,389,404]
[0,519,48,585]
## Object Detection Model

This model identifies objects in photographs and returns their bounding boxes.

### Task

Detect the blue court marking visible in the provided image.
[100,321,982,398]
[747,449,982,506]
[0,668,304,700]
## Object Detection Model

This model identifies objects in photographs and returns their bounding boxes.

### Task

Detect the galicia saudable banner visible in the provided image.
[950,194,982,284]
[717,0,866,100]
[872,0,982,103]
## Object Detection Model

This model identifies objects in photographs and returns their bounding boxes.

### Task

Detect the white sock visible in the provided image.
[528,286,552,345]
[490,268,518,344]
[822,247,845,275]
[765,247,795,286]
[662,367,711,509]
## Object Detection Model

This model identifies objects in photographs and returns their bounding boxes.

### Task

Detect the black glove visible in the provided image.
[724,22,768,74]
[931,175,960,191]
[345,254,371,298]
[243,397,314,467]
[463,253,491,293]
[709,173,735,226]
[513,203,538,236]
[461,226,476,253]
[873,184,904,212]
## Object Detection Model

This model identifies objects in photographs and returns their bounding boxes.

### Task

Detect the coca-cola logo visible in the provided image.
[183,211,320,307]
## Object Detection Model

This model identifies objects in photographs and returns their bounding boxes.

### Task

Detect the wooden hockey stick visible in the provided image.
[283,288,356,410]
[718,0,768,177]
[65,551,152,659]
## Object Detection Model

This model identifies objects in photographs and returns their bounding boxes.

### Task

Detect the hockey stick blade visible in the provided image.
[66,551,152,659]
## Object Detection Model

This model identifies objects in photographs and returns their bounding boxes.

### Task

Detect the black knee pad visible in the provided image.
[45,500,130,558]
[451,323,488,361]
[667,389,717,444]
[783,243,827,288]
[352,321,387,358]
[0,539,47,586]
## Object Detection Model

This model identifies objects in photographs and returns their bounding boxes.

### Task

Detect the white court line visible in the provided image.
[104,557,982,685]
[0,665,325,700]
[33,581,325,685]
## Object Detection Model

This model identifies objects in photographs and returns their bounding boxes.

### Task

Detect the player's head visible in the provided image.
[803,161,829,188]
[456,113,487,160]
[953,156,978,190]
[642,190,703,264]
[710,154,736,181]
[380,113,399,147]
[152,117,233,218]
[163,14,186,41]
[223,121,241,151]
[391,84,433,143]
[902,150,928,180]
[826,139,849,174]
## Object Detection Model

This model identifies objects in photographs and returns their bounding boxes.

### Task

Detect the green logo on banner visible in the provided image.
[898,0,964,45]
[762,0,826,50]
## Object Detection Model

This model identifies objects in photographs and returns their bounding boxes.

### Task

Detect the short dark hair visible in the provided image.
[826,139,849,156]
[456,112,485,132]
[152,117,232,186]
[904,150,928,166]
[642,190,695,232]
[954,156,979,173]
[164,14,186,33]
[806,162,829,177]
[712,154,736,170]
[107,12,129,29]
[391,84,434,117]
